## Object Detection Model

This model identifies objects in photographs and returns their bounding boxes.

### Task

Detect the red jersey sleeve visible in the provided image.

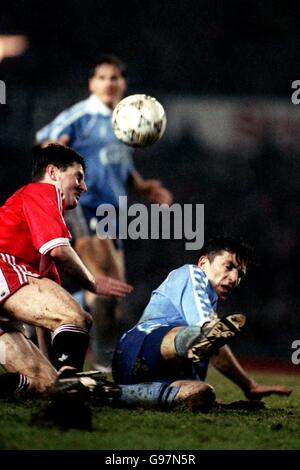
[22,183,71,254]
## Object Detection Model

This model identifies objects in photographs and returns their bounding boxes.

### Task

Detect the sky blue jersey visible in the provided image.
[36,95,134,209]
[136,265,218,334]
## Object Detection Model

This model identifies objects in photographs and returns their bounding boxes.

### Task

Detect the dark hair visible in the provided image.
[32,143,86,181]
[198,235,254,267]
[89,54,127,79]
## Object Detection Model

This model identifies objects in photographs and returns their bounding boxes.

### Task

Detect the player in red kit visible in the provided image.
[0,144,132,394]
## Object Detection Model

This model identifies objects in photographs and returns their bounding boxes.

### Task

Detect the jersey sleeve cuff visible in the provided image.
[39,238,71,255]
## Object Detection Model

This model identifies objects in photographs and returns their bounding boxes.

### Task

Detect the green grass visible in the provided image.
[0,368,299,450]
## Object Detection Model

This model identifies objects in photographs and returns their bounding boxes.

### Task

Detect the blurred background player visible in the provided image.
[0,144,132,393]
[112,236,291,410]
[36,54,173,372]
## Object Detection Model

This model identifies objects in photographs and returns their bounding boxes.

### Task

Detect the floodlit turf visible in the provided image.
[0,368,299,450]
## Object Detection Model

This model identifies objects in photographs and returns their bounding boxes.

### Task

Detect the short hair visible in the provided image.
[89,54,127,79]
[198,235,254,267]
[32,143,86,181]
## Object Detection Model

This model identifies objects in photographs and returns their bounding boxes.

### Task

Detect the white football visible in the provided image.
[112,94,167,148]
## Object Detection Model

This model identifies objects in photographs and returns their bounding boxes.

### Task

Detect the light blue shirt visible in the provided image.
[36,95,134,209]
[137,265,218,333]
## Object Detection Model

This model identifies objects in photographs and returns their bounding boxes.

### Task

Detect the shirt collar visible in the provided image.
[196,266,218,305]
[87,94,113,116]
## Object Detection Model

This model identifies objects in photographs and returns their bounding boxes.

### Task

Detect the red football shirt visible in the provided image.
[0,182,71,277]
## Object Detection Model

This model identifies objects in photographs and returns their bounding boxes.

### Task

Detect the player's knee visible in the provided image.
[188,383,216,411]
[60,308,92,330]
[77,309,92,330]
[175,382,216,411]
[29,367,58,392]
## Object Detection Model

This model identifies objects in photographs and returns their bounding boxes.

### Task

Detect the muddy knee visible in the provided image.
[192,383,216,410]
[28,367,58,392]
[58,308,92,330]
[75,309,92,330]
[175,382,216,411]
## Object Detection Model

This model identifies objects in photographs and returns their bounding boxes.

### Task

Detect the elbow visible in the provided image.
[49,245,69,260]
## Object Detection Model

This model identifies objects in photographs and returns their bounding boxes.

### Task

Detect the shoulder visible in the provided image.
[23,183,61,202]
[163,265,191,284]
[185,265,209,290]
[36,98,91,140]
[174,264,206,280]
[55,98,91,122]
[22,183,65,213]
[24,182,55,193]
[188,264,206,280]
[66,97,90,114]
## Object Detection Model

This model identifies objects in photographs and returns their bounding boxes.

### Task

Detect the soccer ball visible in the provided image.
[112,94,167,148]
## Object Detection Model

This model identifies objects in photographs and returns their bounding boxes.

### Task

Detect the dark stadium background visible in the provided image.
[1,0,299,366]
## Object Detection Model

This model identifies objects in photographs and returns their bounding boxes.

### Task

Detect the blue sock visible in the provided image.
[119,382,179,409]
[174,325,202,357]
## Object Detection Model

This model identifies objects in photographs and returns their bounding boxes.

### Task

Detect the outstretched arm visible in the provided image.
[129,169,173,205]
[210,345,292,399]
[35,134,71,148]
[50,245,133,298]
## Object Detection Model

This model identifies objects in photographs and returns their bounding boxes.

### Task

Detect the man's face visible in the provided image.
[89,63,126,109]
[56,163,87,209]
[198,251,246,301]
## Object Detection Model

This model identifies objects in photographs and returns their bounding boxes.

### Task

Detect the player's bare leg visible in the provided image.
[3,277,92,371]
[160,326,182,360]
[0,331,57,391]
[3,276,91,330]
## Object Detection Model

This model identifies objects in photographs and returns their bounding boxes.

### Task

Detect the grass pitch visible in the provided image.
[0,368,299,450]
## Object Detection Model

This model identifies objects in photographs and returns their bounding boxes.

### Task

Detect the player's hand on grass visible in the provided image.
[94,277,133,298]
[244,382,292,400]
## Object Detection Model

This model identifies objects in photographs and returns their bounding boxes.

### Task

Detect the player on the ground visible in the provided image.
[35,55,173,372]
[109,236,292,410]
[0,143,132,394]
